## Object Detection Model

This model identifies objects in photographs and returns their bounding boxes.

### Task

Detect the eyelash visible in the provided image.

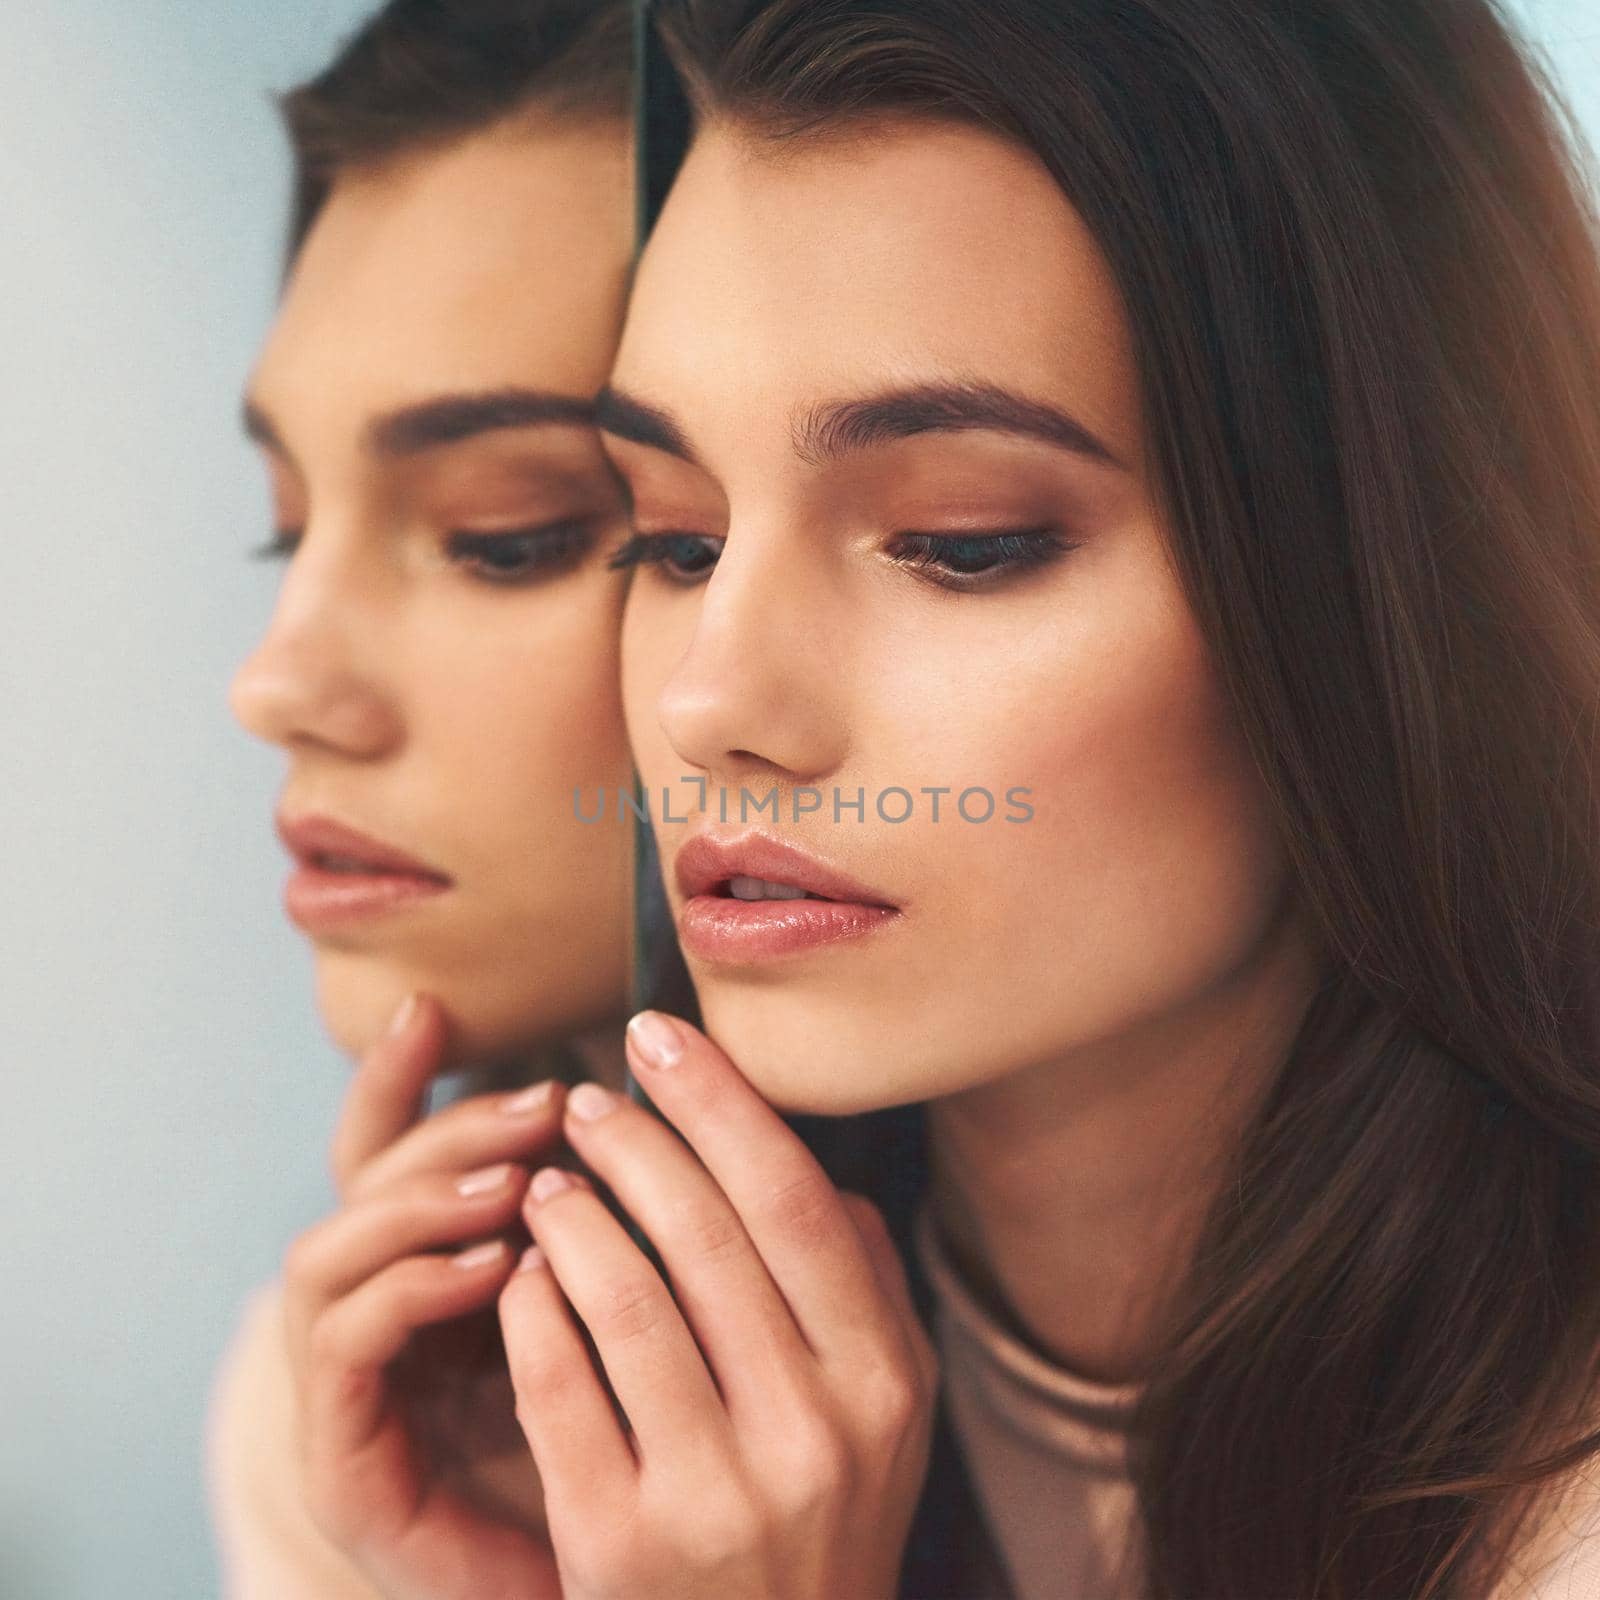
[606,527,1072,591]
[249,521,596,585]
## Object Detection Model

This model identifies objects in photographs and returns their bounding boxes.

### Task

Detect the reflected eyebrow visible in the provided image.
[367,388,596,454]
[796,381,1124,469]
[239,388,597,461]
[590,379,1123,472]
[241,396,285,454]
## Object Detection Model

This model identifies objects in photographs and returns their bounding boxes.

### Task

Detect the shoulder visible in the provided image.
[205,1278,293,1524]
[205,1278,385,1600]
[1489,1454,1600,1600]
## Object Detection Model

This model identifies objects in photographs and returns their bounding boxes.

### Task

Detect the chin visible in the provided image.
[312,953,629,1069]
[694,984,940,1119]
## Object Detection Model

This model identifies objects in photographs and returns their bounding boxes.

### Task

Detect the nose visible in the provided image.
[654,526,848,792]
[228,529,403,760]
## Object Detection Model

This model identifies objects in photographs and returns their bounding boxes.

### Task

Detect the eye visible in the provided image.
[250,529,301,561]
[886,528,1072,591]
[446,520,596,584]
[607,531,723,585]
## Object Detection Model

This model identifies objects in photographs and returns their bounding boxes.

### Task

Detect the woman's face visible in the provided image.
[231,116,635,1063]
[611,117,1313,1115]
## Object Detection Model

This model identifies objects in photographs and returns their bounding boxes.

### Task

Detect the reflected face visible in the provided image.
[231,115,635,1062]
[611,118,1305,1114]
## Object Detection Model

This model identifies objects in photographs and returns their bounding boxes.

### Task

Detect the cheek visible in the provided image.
[992,620,1285,1005]
[870,567,1288,1022]
[409,586,632,853]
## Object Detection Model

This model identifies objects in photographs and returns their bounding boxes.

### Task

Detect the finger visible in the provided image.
[497,1243,641,1523]
[301,1240,519,1473]
[281,1163,533,1373]
[622,1010,902,1376]
[557,1079,812,1422]
[839,1192,940,1394]
[343,1077,567,1204]
[329,992,448,1199]
[518,1167,736,1474]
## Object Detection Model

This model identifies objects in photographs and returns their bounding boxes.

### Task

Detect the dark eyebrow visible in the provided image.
[591,379,1123,472]
[367,388,597,454]
[796,380,1124,469]
[240,388,597,461]
[241,396,284,454]
[595,386,700,464]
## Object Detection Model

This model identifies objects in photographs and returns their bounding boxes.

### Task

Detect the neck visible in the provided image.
[924,903,1325,1386]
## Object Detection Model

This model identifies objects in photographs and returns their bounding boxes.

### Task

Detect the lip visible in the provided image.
[275,810,453,934]
[674,828,896,905]
[672,827,902,964]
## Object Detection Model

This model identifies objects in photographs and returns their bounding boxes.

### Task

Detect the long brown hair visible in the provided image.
[650,1,1600,1593]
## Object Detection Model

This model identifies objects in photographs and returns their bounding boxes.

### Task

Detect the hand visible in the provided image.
[281,991,578,1600]
[497,1010,940,1600]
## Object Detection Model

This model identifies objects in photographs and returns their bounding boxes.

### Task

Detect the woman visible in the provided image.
[206,0,643,1591]
[210,1,942,1594]
[602,0,1600,1595]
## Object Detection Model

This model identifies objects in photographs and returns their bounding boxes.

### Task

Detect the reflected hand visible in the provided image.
[497,1010,940,1600]
[280,992,572,1600]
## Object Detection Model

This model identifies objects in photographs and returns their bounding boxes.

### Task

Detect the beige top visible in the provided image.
[910,1199,1147,1599]
[909,1197,1600,1600]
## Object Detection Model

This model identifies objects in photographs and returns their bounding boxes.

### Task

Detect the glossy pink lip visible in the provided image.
[672,828,902,964]
[275,810,453,934]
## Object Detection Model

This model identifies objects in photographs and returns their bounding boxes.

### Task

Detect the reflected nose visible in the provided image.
[228,533,402,760]
[656,529,848,791]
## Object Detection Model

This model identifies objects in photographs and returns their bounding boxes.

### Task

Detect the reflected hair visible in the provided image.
[652,1,1600,1595]
[277,0,633,265]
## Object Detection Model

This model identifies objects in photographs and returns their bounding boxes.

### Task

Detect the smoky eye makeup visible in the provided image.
[441,518,602,583]
[248,514,605,586]
[883,525,1076,590]
[606,522,1078,592]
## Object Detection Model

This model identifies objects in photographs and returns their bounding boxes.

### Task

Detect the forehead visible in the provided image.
[252,115,632,419]
[615,117,1141,464]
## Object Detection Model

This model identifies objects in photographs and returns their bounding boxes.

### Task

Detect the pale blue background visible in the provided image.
[0,3,1595,1598]
[2,5,391,1598]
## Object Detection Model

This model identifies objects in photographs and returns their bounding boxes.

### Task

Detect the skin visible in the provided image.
[499,1010,937,1600]
[610,116,1330,1383]
[284,998,935,1600]
[230,112,635,1066]
[218,111,632,1594]
[221,109,931,1600]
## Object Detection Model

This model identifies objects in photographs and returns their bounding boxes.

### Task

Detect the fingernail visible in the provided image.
[567,1081,617,1121]
[626,1010,685,1070]
[456,1162,512,1196]
[530,1166,576,1203]
[517,1243,547,1273]
[388,992,419,1036]
[502,1080,555,1116]
[452,1239,507,1270]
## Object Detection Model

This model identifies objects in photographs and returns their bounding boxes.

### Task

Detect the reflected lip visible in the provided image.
[275,811,453,883]
[673,828,899,907]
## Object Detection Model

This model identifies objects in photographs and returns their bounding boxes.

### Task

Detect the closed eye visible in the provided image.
[607,531,723,584]
[603,525,1074,592]
[444,521,596,584]
[885,527,1073,590]
[248,520,599,585]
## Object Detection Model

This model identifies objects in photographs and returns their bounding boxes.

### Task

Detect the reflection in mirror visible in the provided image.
[208,2,636,1592]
